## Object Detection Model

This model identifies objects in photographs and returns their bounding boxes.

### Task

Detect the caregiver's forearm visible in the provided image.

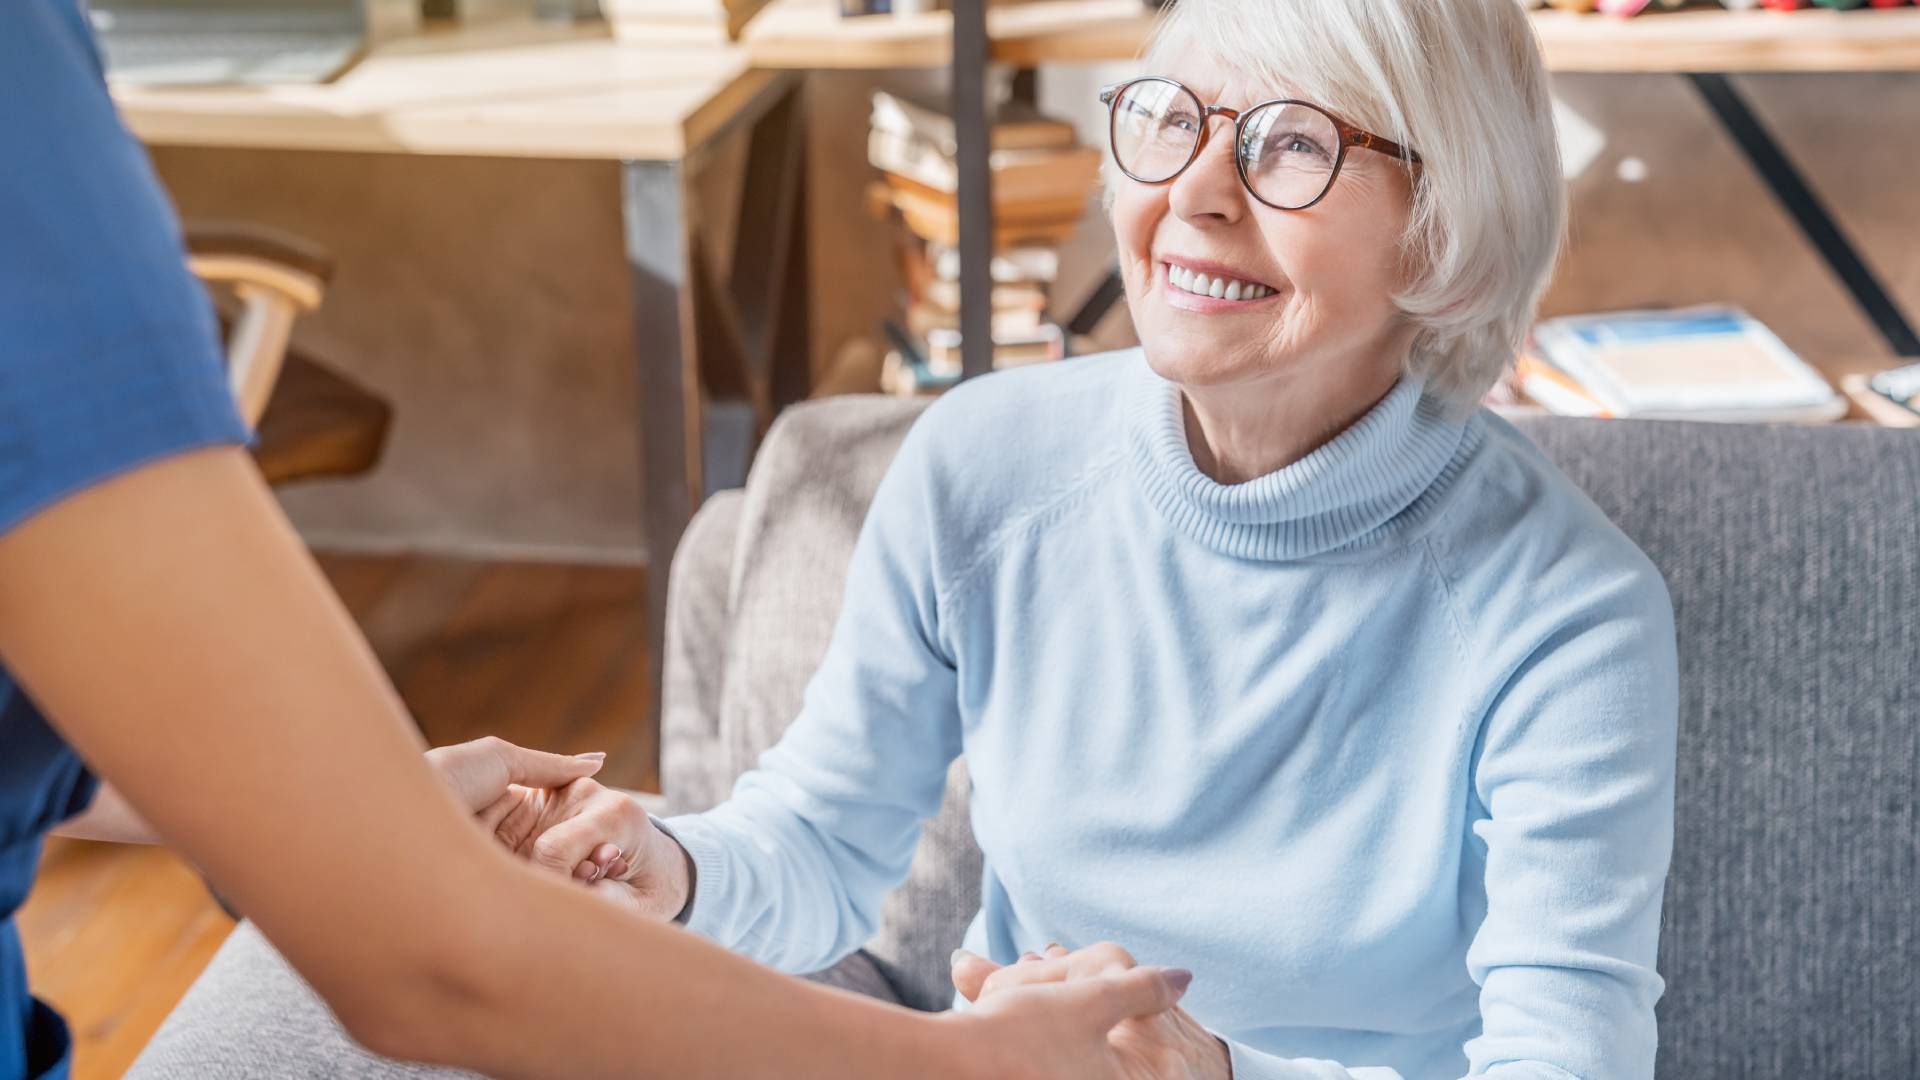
[0,446,987,1080]
[52,781,159,843]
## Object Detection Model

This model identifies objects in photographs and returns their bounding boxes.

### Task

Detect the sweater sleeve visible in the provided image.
[1459,568,1680,1079]
[1220,566,1676,1080]
[659,410,964,974]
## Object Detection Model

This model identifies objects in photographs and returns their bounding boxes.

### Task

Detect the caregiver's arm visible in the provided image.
[0,445,1179,1080]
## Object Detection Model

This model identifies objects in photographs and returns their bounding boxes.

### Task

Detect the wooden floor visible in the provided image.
[18,552,656,1080]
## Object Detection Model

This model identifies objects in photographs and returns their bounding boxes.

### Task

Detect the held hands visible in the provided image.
[424,736,692,919]
[479,777,693,920]
[953,943,1231,1080]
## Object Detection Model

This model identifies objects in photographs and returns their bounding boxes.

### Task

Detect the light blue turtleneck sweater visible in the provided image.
[662,347,1679,1080]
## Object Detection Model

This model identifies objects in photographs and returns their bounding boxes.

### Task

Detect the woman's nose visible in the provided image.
[1168,114,1248,226]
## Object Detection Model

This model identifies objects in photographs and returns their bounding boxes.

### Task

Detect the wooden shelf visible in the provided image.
[740,0,1920,72]
[1532,6,1920,73]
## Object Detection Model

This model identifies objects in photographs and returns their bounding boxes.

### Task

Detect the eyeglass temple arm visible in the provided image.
[1351,129,1421,165]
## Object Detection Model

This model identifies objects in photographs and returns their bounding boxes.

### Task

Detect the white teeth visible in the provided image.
[1165,262,1269,302]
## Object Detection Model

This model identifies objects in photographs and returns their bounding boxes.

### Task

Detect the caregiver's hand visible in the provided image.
[954,943,1229,1080]
[422,735,608,813]
[479,777,692,919]
[946,963,1201,1080]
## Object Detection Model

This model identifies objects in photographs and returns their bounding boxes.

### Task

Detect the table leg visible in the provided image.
[1687,72,1920,358]
[622,158,699,739]
[621,74,811,740]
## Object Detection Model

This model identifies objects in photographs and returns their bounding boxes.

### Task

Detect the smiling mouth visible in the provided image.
[1162,261,1277,302]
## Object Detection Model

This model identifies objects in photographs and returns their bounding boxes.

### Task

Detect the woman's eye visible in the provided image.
[1164,111,1200,133]
[1266,132,1328,160]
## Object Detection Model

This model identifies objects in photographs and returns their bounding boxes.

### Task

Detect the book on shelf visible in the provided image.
[881,349,962,398]
[870,90,1078,158]
[905,297,1045,340]
[1528,305,1846,423]
[1514,350,1611,418]
[1840,362,1920,428]
[924,321,1065,376]
[916,278,1050,315]
[883,180,1083,250]
[868,128,1103,207]
[889,232,1052,309]
[924,242,1058,285]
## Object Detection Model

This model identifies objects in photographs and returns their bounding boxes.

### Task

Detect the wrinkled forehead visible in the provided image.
[1154,62,1311,111]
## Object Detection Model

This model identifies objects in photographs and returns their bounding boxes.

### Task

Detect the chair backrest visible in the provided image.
[711,393,1920,1070]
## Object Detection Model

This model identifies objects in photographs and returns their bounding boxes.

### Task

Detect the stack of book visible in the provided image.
[868,89,1096,397]
[1512,305,1848,423]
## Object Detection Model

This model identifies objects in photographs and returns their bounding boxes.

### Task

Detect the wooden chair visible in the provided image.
[184,223,392,485]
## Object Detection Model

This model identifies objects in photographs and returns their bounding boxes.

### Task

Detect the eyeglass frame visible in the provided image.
[1097,76,1422,211]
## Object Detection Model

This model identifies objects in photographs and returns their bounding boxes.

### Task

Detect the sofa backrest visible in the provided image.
[703,391,1920,1074]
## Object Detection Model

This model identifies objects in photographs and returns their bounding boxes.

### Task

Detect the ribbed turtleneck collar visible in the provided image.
[1125,349,1483,561]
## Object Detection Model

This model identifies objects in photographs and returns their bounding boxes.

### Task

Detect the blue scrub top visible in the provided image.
[1,3,251,1076]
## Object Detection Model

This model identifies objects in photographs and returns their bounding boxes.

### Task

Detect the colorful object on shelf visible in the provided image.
[1812,0,1869,9]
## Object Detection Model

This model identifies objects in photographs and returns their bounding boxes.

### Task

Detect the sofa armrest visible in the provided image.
[660,488,746,815]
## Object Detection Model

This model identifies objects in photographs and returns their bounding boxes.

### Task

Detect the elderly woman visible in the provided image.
[515,0,1680,1076]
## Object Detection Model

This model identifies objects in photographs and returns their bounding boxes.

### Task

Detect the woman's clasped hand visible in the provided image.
[955,944,1225,1080]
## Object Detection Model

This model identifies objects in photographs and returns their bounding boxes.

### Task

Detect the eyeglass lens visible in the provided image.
[1110,79,1342,210]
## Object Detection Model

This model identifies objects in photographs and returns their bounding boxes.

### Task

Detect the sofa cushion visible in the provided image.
[661,487,747,816]
[713,394,975,1011]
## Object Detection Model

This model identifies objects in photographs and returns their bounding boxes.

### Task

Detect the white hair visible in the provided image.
[1114,0,1566,412]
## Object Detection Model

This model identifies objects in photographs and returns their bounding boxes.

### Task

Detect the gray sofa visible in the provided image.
[131,392,1919,1078]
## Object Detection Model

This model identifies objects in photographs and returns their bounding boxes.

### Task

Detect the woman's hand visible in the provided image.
[953,943,1229,1080]
[478,777,694,920]
[422,735,607,813]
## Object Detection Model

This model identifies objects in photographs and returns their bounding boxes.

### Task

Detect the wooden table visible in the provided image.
[117,20,816,730]
[738,0,1920,375]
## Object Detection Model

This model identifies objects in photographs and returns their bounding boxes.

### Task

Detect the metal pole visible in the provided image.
[951,0,995,380]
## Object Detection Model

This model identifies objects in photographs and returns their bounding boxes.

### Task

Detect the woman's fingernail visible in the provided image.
[573,862,596,880]
[950,949,967,966]
[1162,968,1194,994]
[1020,951,1041,963]
[576,752,607,762]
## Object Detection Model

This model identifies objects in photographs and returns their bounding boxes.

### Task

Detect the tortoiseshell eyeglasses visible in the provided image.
[1098,76,1421,211]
